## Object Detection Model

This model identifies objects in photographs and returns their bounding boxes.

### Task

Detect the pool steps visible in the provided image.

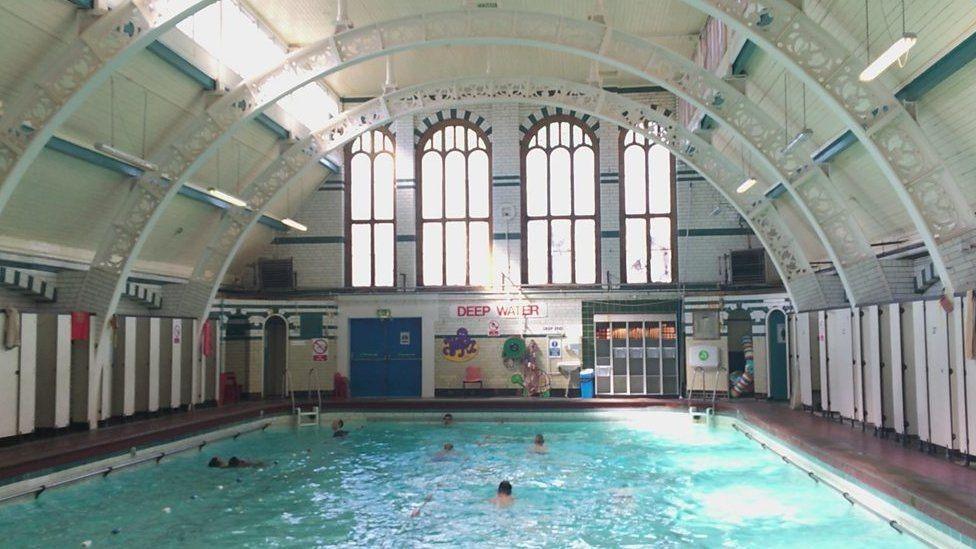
[295,406,320,427]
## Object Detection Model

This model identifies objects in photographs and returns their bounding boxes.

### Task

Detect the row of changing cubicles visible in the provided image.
[789,295,976,458]
[0,312,219,439]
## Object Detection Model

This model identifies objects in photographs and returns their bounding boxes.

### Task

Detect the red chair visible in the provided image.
[219,372,241,405]
[333,372,350,400]
[462,366,483,389]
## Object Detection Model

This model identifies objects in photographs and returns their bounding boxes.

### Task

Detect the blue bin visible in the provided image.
[579,368,595,398]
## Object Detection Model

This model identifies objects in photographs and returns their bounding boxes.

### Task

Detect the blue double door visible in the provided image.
[349,317,422,397]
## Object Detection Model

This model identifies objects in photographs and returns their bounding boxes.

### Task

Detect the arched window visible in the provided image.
[620,128,675,284]
[521,115,598,285]
[417,120,492,286]
[346,128,395,287]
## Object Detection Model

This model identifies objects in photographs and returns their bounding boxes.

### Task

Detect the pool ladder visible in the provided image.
[292,368,323,427]
[688,406,715,425]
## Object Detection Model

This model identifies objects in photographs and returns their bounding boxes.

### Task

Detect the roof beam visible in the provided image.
[44,136,291,230]
[814,31,976,164]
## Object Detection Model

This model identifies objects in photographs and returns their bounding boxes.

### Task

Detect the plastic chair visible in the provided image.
[462,366,483,389]
[219,372,241,405]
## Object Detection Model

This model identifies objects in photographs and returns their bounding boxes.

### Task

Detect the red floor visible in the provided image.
[0,398,972,540]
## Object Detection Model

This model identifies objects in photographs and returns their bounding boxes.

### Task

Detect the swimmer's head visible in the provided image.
[443,443,454,451]
[228,457,241,467]
[331,419,344,431]
[208,457,223,468]
[534,434,544,445]
[442,413,453,425]
[497,481,512,496]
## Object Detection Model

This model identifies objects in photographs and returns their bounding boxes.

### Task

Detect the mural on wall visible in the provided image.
[442,328,479,362]
[502,337,551,397]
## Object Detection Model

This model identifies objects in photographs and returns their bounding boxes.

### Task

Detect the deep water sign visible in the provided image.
[453,302,547,319]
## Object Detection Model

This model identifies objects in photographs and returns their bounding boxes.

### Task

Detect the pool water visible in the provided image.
[0,414,924,548]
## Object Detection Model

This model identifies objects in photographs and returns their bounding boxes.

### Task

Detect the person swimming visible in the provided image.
[209,456,262,468]
[331,419,349,438]
[227,456,263,468]
[432,443,455,461]
[530,433,548,454]
[490,481,514,507]
[442,413,454,426]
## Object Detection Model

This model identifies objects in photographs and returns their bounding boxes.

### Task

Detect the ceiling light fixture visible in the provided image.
[859,33,916,82]
[859,0,916,82]
[736,178,757,194]
[207,188,248,208]
[281,218,308,232]
[94,142,158,172]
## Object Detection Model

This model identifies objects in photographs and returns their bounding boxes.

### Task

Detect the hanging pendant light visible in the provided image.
[859,0,916,82]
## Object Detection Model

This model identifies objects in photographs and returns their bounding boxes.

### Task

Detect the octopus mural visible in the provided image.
[442,328,478,362]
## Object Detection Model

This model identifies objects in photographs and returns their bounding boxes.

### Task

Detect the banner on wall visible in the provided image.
[312,338,329,362]
[453,302,547,319]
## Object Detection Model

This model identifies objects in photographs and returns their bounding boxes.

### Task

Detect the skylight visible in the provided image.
[174,0,338,129]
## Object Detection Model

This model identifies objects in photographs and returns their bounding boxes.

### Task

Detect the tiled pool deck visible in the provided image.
[0,398,973,540]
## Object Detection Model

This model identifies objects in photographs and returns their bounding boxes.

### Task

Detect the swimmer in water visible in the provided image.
[490,481,514,507]
[227,456,264,468]
[208,456,225,468]
[331,419,349,438]
[432,443,454,461]
[442,413,454,426]
[530,434,548,454]
[410,494,433,517]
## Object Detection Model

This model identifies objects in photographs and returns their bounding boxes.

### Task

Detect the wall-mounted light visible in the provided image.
[207,188,248,208]
[736,178,757,194]
[281,218,308,231]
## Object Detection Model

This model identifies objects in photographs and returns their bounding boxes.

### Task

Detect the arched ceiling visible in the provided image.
[0,0,974,322]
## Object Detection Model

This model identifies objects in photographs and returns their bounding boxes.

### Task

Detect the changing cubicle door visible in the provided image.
[923,301,953,449]
[861,306,883,429]
[795,313,813,408]
[826,309,855,419]
[817,311,829,412]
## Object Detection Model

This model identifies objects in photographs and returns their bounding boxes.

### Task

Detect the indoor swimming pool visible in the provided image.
[0,413,951,547]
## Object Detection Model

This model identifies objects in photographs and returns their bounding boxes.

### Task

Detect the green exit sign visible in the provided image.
[377,308,392,319]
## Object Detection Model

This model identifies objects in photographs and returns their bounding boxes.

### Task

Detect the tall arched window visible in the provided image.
[345,128,395,287]
[620,128,675,284]
[521,115,598,285]
[417,120,492,286]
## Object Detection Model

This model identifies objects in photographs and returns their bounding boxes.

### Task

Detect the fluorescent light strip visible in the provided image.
[94,143,158,172]
[736,178,757,194]
[281,218,308,232]
[779,128,813,156]
[860,33,917,82]
[207,188,248,208]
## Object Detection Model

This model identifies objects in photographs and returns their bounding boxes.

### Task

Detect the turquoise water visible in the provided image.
[0,415,924,548]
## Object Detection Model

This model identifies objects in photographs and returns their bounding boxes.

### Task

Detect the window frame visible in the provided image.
[344,126,397,288]
[520,114,601,286]
[618,128,677,286]
[414,118,494,288]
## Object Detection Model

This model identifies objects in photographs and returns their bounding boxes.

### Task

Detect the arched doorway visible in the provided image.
[263,316,288,398]
[767,309,789,400]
